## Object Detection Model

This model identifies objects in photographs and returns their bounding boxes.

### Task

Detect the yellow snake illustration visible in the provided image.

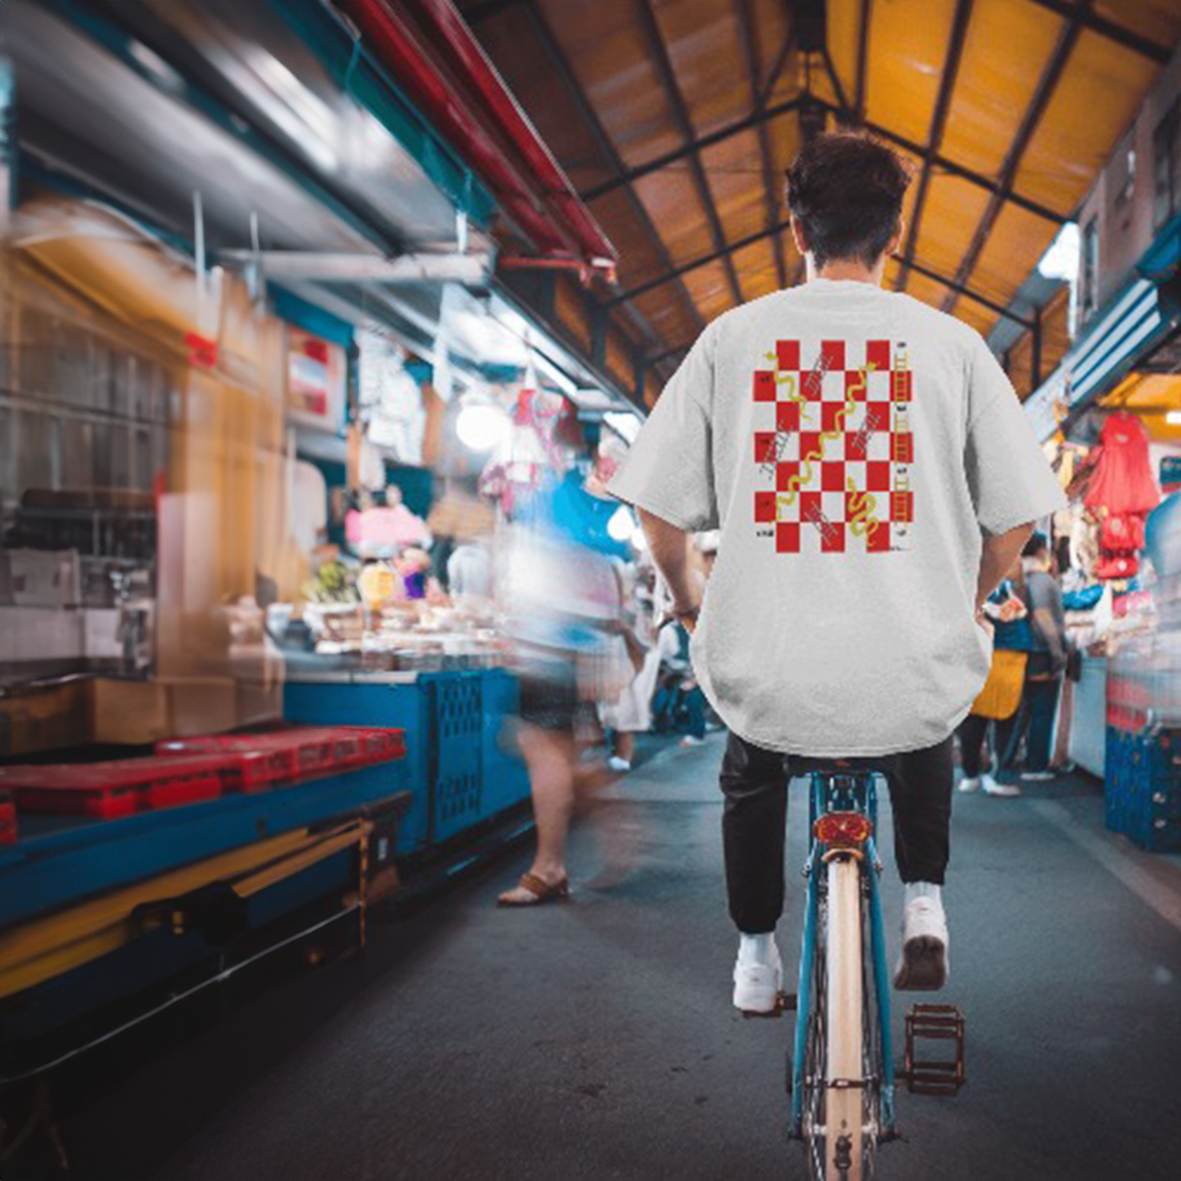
[775,363,877,509]
[846,478,883,538]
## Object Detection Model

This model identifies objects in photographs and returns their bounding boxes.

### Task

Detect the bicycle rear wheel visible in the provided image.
[801,893,828,1181]
[824,855,864,1179]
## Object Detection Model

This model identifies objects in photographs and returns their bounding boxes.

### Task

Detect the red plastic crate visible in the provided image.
[156,726,406,790]
[0,754,227,818]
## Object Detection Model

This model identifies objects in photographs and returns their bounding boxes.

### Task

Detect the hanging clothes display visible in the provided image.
[1084,411,1160,514]
[1084,411,1159,581]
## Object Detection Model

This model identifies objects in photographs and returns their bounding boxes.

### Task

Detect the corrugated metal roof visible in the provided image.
[458,0,1181,390]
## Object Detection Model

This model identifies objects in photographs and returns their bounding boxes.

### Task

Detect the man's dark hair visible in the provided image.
[1022,530,1050,558]
[785,133,913,269]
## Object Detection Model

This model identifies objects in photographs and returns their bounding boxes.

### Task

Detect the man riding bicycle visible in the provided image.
[608,132,1065,1012]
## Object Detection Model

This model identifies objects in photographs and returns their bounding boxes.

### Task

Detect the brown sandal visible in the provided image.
[497,872,571,907]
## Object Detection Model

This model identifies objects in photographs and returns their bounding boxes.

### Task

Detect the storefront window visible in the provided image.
[1081,217,1099,320]
[1153,98,1180,231]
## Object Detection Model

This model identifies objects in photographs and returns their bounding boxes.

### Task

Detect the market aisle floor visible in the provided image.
[53,737,1181,1181]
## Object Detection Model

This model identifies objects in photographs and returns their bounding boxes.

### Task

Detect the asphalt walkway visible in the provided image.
[34,735,1181,1180]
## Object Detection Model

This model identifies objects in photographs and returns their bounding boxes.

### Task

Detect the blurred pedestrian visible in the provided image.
[600,563,659,772]
[496,442,634,907]
[1014,531,1069,781]
[956,559,1030,797]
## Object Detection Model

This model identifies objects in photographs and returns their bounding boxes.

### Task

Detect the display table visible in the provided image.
[1069,654,1107,779]
[283,667,531,856]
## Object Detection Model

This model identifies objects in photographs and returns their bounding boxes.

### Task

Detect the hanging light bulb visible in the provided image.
[457,402,510,451]
[608,505,635,542]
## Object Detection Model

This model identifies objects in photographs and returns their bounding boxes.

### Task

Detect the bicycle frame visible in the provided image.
[789,771,897,1140]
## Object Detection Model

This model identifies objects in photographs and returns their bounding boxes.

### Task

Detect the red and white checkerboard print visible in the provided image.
[753,339,912,555]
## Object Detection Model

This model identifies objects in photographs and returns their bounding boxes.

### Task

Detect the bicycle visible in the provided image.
[784,758,898,1181]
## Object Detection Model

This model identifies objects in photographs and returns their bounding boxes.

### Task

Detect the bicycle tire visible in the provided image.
[802,894,828,1181]
[824,855,865,1179]
[860,877,883,1178]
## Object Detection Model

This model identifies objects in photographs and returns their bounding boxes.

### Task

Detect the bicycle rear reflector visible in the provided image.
[813,812,873,847]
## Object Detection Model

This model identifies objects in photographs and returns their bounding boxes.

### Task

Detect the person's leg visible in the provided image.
[1023,678,1061,773]
[888,737,955,885]
[613,730,636,766]
[498,723,577,903]
[956,713,987,781]
[720,730,789,1011]
[888,736,954,990]
[683,686,706,743]
[993,709,1021,778]
[720,731,789,932]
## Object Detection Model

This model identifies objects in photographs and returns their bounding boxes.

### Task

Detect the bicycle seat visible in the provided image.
[789,754,895,778]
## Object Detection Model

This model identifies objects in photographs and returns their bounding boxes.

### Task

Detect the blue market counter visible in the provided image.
[0,764,410,1060]
[283,668,532,857]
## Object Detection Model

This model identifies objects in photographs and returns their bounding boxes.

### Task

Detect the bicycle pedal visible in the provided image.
[898,1002,966,1096]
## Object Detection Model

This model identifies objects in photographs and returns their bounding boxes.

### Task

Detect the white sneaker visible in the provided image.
[607,756,632,773]
[893,895,949,991]
[981,774,1021,798]
[733,938,782,1014]
[1020,770,1055,782]
[680,735,705,747]
[957,775,980,794]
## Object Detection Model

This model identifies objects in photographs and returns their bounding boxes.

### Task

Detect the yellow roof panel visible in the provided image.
[681,258,735,322]
[901,269,954,312]
[654,0,750,136]
[751,0,796,106]
[730,237,780,303]
[765,109,802,187]
[865,0,959,145]
[940,0,1064,181]
[827,0,864,112]
[633,169,715,265]
[1015,29,1155,213]
[965,201,1059,308]
[955,297,998,337]
[701,128,772,245]
[545,0,681,169]
[634,288,699,348]
[909,173,994,285]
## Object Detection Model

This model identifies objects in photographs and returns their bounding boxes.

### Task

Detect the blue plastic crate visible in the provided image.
[479,669,531,820]
[284,678,431,855]
[1104,727,1128,835]
[431,672,484,843]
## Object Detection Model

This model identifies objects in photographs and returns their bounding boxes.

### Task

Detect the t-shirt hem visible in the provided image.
[693,651,971,757]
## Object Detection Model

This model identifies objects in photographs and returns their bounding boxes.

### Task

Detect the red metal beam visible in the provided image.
[343,0,617,273]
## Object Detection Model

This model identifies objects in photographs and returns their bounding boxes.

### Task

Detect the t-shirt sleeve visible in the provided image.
[964,336,1066,535]
[607,326,719,532]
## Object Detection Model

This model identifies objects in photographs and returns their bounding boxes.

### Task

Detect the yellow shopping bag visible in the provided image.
[970,649,1028,720]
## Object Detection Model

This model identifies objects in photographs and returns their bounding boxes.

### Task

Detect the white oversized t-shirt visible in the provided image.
[608,278,1066,756]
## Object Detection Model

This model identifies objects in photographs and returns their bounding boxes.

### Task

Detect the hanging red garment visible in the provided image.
[1084,411,1160,514]
[1095,551,1139,580]
[1100,512,1147,552]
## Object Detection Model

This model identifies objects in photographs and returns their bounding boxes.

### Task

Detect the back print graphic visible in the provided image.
[753,340,913,554]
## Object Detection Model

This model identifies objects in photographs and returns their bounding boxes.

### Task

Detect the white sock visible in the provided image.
[904,882,942,908]
[738,932,776,966]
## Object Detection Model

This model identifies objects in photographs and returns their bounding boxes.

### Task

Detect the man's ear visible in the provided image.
[789,217,809,258]
[888,218,906,257]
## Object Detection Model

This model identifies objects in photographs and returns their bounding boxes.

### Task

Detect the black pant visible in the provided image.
[1012,677,1061,772]
[720,731,955,934]
[957,711,1020,779]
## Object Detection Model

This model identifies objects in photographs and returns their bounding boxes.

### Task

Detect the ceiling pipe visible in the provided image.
[340,0,617,280]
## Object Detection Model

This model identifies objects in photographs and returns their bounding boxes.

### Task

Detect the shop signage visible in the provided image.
[287,327,346,434]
